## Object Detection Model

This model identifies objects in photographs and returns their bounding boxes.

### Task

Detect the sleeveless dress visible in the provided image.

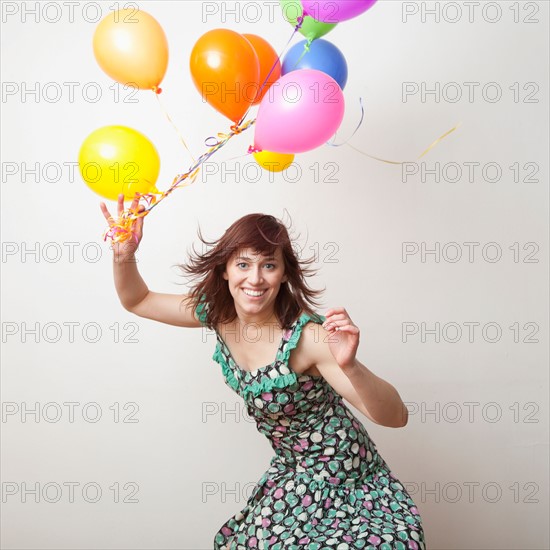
[196,304,426,550]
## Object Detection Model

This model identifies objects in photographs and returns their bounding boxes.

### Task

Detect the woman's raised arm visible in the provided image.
[100,194,202,328]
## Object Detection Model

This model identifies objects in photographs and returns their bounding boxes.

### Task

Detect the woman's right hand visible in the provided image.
[100,193,145,262]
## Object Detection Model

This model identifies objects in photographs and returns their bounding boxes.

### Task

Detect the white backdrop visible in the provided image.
[1,1,548,549]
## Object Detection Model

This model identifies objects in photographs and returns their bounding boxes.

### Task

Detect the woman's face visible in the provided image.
[223,247,288,318]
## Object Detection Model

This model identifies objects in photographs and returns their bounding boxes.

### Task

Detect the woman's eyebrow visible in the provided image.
[235,255,276,261]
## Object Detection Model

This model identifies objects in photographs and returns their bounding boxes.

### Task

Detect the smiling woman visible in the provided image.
[179,212,324,331]
[101,200,425,549]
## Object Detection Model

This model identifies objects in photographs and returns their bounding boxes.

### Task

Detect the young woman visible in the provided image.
[101,195,426,550]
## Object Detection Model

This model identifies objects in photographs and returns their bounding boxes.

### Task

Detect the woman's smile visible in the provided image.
[242,288,267,299]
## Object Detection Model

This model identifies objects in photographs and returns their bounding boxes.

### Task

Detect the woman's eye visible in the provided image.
[237,262,247,268]
[265,263,275,269]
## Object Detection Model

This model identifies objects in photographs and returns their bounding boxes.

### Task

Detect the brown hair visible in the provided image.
[177,213,325,329]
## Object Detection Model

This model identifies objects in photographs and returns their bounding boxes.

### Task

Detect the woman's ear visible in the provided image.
[222,270,228,280]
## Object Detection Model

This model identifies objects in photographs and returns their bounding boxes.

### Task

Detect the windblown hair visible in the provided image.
[177,213,325,330]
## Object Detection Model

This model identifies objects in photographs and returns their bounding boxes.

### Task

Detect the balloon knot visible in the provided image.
[248,145,262,154]
[153,86,162,95]
[230,124,243,134]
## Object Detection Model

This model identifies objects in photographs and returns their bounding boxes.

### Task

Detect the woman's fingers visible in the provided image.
[334,325,359,334]
[99,202,116,226]
[101,195,145,244]
[323,309,356,332]
[325,312,347,321]
[129,193,141,214]
[325,307,347,317]
[324,312,348,325]
[325,321,349,331]
[117,193,124,216]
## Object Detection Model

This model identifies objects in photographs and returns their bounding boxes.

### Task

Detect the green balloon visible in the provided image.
[279,0,337,42]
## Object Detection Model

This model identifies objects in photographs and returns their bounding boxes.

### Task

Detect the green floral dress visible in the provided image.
[197,304,425,549]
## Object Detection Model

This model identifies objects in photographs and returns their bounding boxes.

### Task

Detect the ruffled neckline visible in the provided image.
[216,314,304,376]
[211,312,326,398]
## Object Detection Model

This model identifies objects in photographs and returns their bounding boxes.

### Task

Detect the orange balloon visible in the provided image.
[93,9,168,91]
[190,29,260,123]
[242,34,282,105]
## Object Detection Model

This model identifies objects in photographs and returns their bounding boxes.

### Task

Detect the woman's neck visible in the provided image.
[234,308,280,329]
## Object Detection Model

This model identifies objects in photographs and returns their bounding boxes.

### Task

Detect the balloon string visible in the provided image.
[153,88,197,164]
[326,96,461,163]
[236,16,307,130]
[103,119,256,244]
[416,122,462,158]
[147,117,257,213]
[290,38,313,70]
[345,122,462,165]
[222,150,256,163]
[326,97,365,147]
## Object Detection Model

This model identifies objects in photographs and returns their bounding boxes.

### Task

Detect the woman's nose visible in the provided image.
[248,267,263,284]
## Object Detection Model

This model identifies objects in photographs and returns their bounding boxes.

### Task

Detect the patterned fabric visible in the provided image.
[197,304,425,549]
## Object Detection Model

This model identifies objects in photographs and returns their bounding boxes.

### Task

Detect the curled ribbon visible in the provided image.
[103,119,257,244]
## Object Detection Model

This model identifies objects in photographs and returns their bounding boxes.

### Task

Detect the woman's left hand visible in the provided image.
[322,307,360,368]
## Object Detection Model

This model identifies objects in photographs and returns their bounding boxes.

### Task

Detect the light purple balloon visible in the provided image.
[254,69,345,154]
[301,0,377,23]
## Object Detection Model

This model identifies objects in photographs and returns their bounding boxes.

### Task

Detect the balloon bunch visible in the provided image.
[79,1,457,244]
[78,2,371,241]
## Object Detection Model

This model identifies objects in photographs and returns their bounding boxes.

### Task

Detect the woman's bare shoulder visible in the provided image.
[289,318,333,375]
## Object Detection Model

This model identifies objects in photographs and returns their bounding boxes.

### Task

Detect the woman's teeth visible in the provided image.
[243,289,266,297]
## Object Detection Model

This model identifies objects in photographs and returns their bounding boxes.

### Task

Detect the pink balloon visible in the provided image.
[254,69,345,154]
[301,0,377,23]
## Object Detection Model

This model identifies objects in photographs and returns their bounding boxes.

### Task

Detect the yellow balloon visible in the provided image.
[79,126,160,201]
[253,151,295,172]
[93,9,168,91]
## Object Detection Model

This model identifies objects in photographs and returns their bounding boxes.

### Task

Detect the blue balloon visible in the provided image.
[282,39,348,90]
